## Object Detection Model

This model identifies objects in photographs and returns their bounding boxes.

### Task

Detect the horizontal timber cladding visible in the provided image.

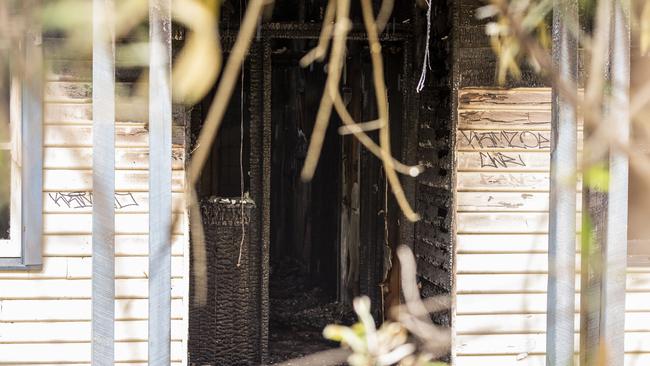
[0,37,189,363]
[453,88,647,365]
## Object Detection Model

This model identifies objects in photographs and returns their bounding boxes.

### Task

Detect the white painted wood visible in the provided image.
[456,313,650,334]
[44,169,185,191]
[44,81,134,103]
[44,125,185,147]
[42,235,184,256]
[454,354,650,366]
[0,256,185,279]
[0,320,185,343]
[456,234,551,253]
[458,88,552,110]
[148,0,173,363]
[456,253,573,273]
[457,293,650,314]
[0,299,185,321]
[456,273,650,293]
[43,147,185,169]
[43,213,184,234]
[457,151,551,172]
[0,278,184,299]
[44,192,185,213]
[0,27,190,364]
[457,213,556,234]
[0,342,184,363]
[45,102,148,124]
[456,172,550,192]
[457,332,650,355]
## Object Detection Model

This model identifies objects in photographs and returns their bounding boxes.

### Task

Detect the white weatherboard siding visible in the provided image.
[0,39,189,364]
[454,88,650,366]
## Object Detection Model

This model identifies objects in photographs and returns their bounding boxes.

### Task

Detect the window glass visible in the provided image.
[0,59,10,241]
[0,149,9,240]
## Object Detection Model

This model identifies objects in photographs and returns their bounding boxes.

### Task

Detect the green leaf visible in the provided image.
[583,163,609,191]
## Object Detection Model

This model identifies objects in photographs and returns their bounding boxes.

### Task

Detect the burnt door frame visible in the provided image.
[255,27,417,320]
[208,26,417,363]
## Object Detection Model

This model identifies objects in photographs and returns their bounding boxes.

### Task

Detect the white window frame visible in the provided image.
[0,26,43,269]
[0,75,23,257]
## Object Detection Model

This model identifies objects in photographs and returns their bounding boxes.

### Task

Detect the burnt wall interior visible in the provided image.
[187,0,456,364]
[268,38,408,363]
[410,0,454,332]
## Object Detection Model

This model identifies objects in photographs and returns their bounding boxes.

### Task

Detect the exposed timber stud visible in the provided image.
[602,1,630,365]
[148,0,173,364]
[547,0,578,364]
[91,0,116,364]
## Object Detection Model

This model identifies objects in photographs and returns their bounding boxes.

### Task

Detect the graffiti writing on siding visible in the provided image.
[48,192,139,209]
[460,130,550,150]
[479,152,526,168]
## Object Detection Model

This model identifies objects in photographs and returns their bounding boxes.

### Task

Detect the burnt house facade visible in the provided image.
[187,0,457,364]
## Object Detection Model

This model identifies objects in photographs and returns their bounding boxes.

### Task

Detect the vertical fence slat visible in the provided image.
[22,3,43,267]
[547,0,578,364]
[602,2,630,365]
[148,0,172,364]
[92,0,116,365]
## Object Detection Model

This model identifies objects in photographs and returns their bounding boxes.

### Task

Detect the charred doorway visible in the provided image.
[188,31,415,366]
[267,38,409,363]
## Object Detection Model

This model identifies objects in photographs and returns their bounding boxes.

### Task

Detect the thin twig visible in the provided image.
[360,0,419,221]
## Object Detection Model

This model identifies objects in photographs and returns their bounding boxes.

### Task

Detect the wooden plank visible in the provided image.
[42,235,185,256]
[44,213,184,235]
[0,342,184,363]
[456,129,553,150]
[457,273,650,293]
[0,256,184,279]
[44,125,185,148]
[456,313,650,334]
[0,278,184,299]
[455,354,650,366]
[43,147,184,170]
[456,253,578,273]
[456,129,584,152]
[457,212,562,234]
[455,354,550,366]
[456,234,550,253]
[457,151,551,171]
[458,110,552,130]
[457,293,650,314]
[458,192,553,212]
[456,293,579,314]
[44,81,132,103]
[45,102,147,124]
[0,299,185,321]
[44,170,185,191]
[148,0,173,363]
[44,192,185,213]
[44,103,186,126]
[458,88,552,110]
[92,0,116,363]
[456,172,550,192]
[46,59,92,81]
[0,320,185,343]
[456,333,650,355]
[456,333,576,355]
